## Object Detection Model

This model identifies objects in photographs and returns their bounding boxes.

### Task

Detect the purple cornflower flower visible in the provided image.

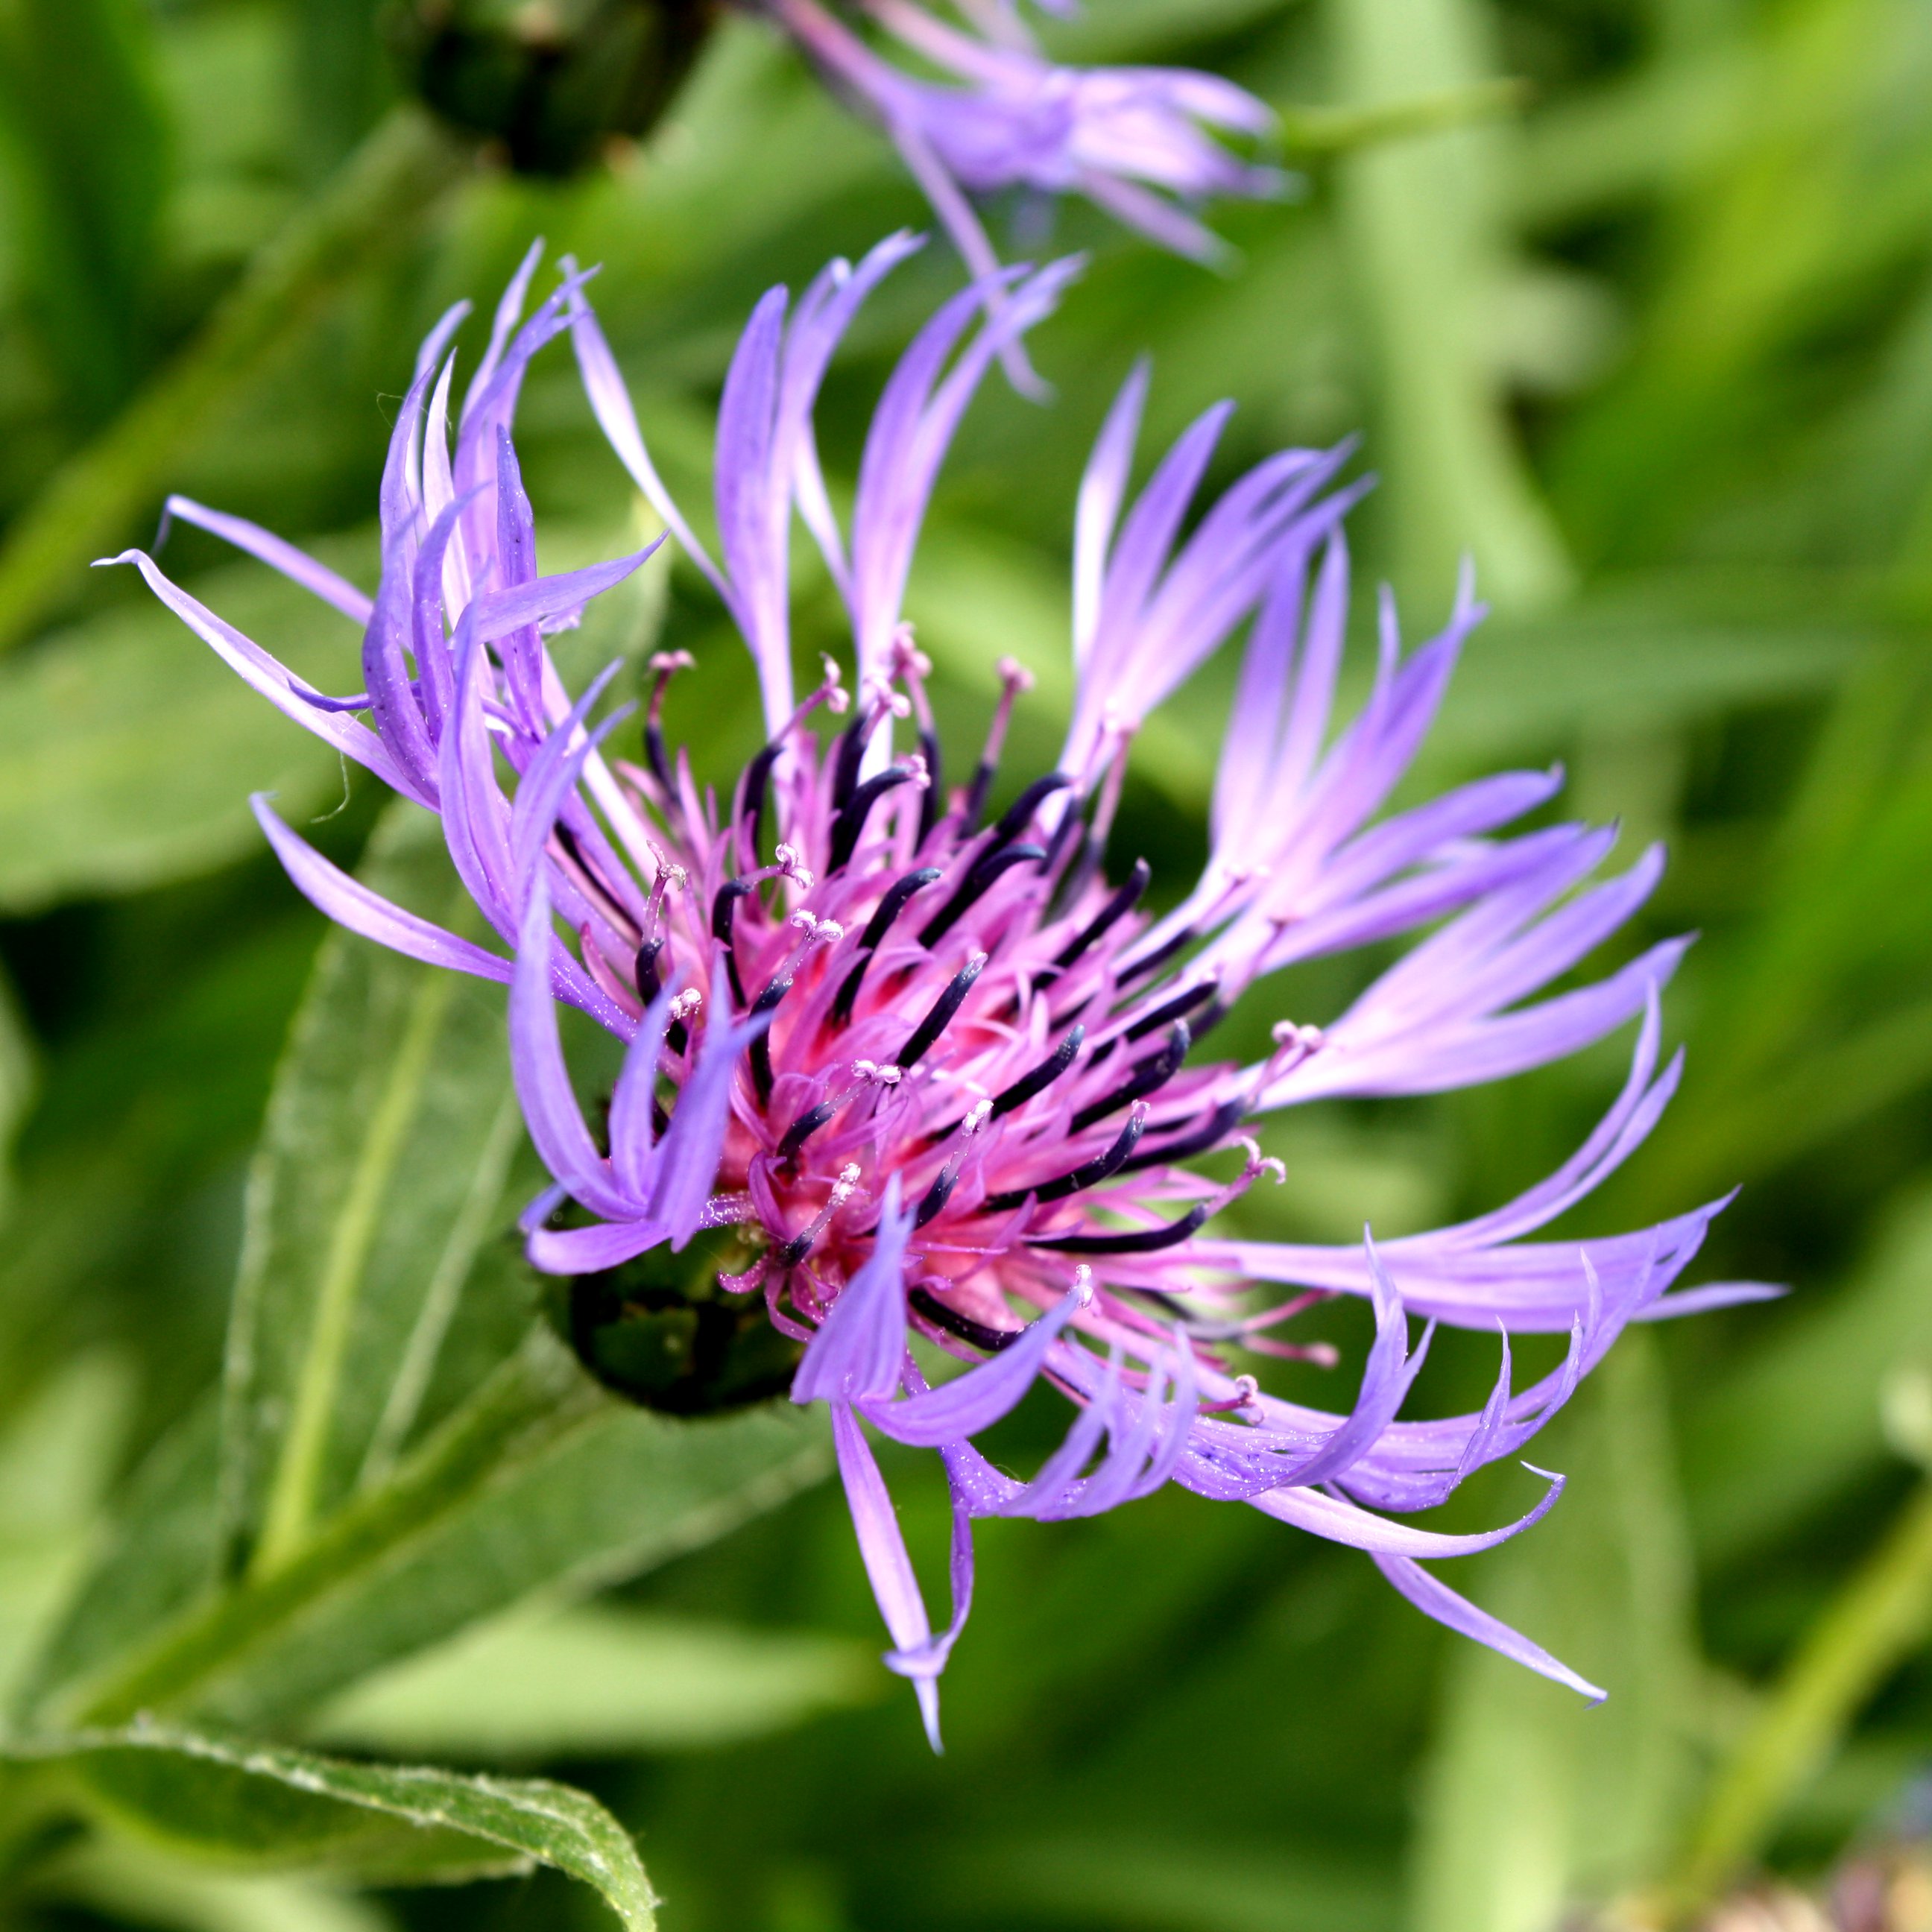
[114,236,1772,1746]
[753,0,1283,385]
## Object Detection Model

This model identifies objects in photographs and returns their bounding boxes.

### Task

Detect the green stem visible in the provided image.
[1661,1478,1932,1922]
[0,105,471,654]
[66,1330,603,1729]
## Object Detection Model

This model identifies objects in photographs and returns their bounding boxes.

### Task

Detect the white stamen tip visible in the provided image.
[962,1099,994,1135]
[996,656,1035,693]
[1071,1264,1094,1306]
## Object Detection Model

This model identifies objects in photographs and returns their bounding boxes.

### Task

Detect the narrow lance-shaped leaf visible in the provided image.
[223,801,526,1579]
[1,1724,658,1928]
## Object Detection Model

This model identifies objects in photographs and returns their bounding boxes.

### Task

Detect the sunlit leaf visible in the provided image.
[311,1603,874,1758]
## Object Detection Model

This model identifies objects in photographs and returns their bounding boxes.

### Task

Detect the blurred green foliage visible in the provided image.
[0,0,1928,1928]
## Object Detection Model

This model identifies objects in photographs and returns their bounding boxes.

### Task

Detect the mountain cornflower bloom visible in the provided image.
[116,235,1771,1747]
[754,0,1283,384]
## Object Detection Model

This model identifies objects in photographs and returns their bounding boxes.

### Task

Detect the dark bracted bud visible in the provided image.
[546,1224,801,1415]
[385,0,714,175]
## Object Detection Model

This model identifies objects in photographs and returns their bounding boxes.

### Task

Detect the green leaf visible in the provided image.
[177,1372,830,1736]
[42,1832,397,1932]
[1511,44,1755,231]
[1409,1334,1700,1932]
[36,1330,827,1737]
[1606,644,1932,1210]
[309,1603,874,1759]
[0,957,37,1219]
[1424,574,1875,769]
[15,1397,224,1728]
[0,1355,133,1708]
[221,801,524,1579]
[1329,0,1571,612]
[3,1723,656,1925]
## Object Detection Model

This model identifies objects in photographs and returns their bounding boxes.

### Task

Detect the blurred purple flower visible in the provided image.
[117,236,1774,1747]
[753,0,1284,385]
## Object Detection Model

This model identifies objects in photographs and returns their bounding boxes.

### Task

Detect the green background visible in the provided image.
[0,1,1930,1927]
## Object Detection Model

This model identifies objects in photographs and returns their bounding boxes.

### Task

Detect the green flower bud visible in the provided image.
[385,0,713,175]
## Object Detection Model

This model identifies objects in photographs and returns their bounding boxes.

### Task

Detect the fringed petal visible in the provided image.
[251,798,512,984]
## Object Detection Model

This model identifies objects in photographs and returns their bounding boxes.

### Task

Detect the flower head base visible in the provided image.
[121,235,1775,1749]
